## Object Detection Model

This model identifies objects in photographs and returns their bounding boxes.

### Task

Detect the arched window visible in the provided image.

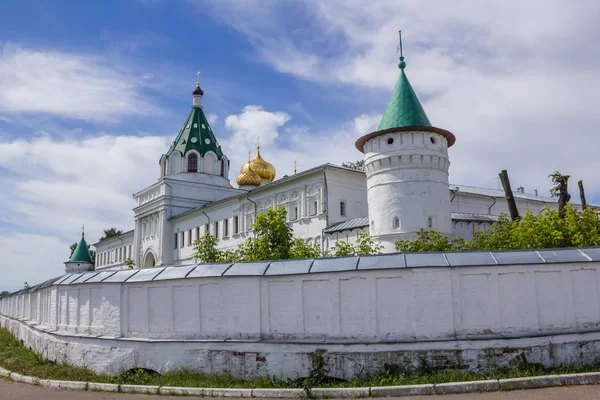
[394,218,400,229]
[220,160,225,177]
[188,153,198,172]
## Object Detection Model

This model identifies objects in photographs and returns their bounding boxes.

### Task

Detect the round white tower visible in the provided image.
[355,33,456,250]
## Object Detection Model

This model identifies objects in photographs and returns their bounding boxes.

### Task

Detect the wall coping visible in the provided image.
[4,246,600,297]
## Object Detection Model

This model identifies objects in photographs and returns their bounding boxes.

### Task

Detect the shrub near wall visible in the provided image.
[396,205,600,252]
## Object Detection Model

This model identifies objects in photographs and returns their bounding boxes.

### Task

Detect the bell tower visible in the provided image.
[355,32,456,250]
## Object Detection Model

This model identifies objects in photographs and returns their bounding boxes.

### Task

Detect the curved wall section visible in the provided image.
[2,247,600,378]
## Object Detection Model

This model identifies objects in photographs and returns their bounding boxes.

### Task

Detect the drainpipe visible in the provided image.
[322,166,330,251]
[202,209,211,233]
[488,197,497,215]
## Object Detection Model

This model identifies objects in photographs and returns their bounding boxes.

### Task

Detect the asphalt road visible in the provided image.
[2,379,600,399]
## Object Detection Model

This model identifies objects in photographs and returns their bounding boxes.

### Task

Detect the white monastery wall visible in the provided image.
[3,248,600,379]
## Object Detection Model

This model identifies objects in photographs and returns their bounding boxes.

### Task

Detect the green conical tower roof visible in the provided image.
[69,233,93,263]
[165,83,224,160]
[377,56,432,131]
[355,32,456,152]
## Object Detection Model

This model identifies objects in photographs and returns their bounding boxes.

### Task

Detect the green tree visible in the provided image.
[99,227,123,242]
[23,282,30,289]
[290,238,324,259]
[192,207,383,263]
[0,291,9,297]
[331,240,356,257]
[395,229,459,252]
[193,232,223,263]
[246,206,294,261]
[355,231,384,255]
[124,258,135,269]
[342,160,365,171]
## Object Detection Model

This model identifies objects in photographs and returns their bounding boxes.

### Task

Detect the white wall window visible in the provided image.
[180,231,185,248]
[214,221,219,238]
[204,223,210,236]
[234,216,239,234]
[128,245,132,259]
[188,229,192,246]
[340,201,346,217]
[428,216,433,229]
[311,200,318,216]
[223,219,229,238]
[394,218,400,229]
[293,206,299,220]
[195,227,200,241]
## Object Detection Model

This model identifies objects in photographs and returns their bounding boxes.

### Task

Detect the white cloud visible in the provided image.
[0,134,170,241]
[0,108,373,291]
[207,113,218,125]
[222,106,379,179]
[206,0,600,200]
[224,105,291,149]
[0,234,68,292]
[0,43,163,122]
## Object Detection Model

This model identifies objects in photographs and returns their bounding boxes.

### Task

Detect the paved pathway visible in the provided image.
[2,379,600,399]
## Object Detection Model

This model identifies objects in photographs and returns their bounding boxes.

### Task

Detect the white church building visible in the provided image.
[87,51,575,271]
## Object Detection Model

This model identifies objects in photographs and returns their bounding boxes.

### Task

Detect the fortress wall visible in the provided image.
[2,248,600,378]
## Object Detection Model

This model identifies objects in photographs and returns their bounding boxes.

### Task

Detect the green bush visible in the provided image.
[395,205,600,252]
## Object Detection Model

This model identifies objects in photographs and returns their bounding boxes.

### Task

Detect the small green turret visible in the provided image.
[65,228,94,273]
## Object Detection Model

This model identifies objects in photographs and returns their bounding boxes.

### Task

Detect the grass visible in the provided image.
[1,327,600,389]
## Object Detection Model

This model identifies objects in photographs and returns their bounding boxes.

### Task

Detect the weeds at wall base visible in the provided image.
[3,328,600,391]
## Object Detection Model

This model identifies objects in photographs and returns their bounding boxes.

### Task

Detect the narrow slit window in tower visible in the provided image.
[188,153,198,172]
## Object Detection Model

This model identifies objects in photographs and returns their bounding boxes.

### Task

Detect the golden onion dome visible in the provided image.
[236,162,262,187]
[248,146,276,182]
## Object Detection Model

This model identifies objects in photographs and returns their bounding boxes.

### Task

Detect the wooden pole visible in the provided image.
[578,180,587,210]
[499,170,520,221]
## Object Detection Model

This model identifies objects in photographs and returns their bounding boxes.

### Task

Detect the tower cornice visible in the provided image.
[355,125,456,153]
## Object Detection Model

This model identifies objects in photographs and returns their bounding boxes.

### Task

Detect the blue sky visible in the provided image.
[1,0,599,291]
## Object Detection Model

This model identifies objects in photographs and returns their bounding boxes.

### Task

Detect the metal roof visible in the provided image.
[324,213,499,234]
[5,246,600,296]
[450,184,557,203]
[451,213,499,222]
[324,217,369,233]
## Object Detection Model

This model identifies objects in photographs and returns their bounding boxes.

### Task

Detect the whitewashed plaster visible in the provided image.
[4,256,600,379]
[363,130,452,250]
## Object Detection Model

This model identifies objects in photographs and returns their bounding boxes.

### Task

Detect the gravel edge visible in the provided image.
[2,367,600,398]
